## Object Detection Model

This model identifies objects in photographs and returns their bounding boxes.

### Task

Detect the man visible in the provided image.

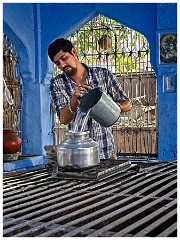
[48,38,132,159]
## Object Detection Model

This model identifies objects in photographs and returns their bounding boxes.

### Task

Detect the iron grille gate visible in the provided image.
[3,34,21,135]
[53,14,157,157]
[3,161,177,237]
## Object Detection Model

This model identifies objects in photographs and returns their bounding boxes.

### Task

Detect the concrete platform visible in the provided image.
[3,155,48,172]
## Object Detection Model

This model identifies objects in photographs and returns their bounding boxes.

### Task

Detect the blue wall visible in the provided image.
[3,3,177,160]
[156,3,177,160]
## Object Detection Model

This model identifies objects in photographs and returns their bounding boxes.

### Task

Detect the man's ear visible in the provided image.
[71,48,78,58]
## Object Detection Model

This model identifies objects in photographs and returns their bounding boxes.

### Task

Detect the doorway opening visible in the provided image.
[52,14,157,158]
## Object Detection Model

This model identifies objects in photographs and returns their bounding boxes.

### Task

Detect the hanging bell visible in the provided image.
[98,35,112,50]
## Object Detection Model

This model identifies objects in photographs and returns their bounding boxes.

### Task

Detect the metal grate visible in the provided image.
[3,161,177,237]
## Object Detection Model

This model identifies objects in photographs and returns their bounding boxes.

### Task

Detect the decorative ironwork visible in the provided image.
[3,34,21,133]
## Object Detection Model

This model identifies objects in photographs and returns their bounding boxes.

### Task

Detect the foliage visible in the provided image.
[54,14,151,76]
[68,15,151,75]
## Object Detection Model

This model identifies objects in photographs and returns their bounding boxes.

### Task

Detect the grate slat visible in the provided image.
[156,222,177,237]
[133,208,177,237]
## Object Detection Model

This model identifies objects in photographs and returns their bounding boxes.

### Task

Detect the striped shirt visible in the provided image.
[50,64,129,159]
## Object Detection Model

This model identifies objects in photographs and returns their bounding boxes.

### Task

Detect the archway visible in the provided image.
[52,14,157,158]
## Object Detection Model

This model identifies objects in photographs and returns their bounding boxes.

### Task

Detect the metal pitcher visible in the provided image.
[57,131,100,169]
[80,88,121,127]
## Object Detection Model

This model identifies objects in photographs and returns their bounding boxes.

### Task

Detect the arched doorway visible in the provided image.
[52,14,157,159]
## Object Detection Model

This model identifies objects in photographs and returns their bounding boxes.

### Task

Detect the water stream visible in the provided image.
[73,109,82,132]
[73,109,91,132]
[80,109,91,132]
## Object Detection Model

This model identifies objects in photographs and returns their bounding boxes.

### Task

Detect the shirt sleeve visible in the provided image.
[49,77,69,117]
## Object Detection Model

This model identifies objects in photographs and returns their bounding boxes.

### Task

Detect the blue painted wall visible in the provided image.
[3,3,177,160]
[156,3,177,160]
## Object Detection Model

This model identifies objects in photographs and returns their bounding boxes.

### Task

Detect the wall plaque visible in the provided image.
[160,33,177,64]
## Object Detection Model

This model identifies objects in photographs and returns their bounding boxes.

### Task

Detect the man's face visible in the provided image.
[53,49,78,77]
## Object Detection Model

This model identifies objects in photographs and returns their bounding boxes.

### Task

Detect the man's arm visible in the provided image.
[59,95,79,124]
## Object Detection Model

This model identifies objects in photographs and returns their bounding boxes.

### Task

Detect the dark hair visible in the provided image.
[48,38,74,62]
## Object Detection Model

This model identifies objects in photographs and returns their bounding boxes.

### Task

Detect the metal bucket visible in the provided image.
[80,88,121,127]
[57,131,100,169]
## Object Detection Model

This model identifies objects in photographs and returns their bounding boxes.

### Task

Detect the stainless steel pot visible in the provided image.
[57,131,100,169]
[80,88,121,127]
